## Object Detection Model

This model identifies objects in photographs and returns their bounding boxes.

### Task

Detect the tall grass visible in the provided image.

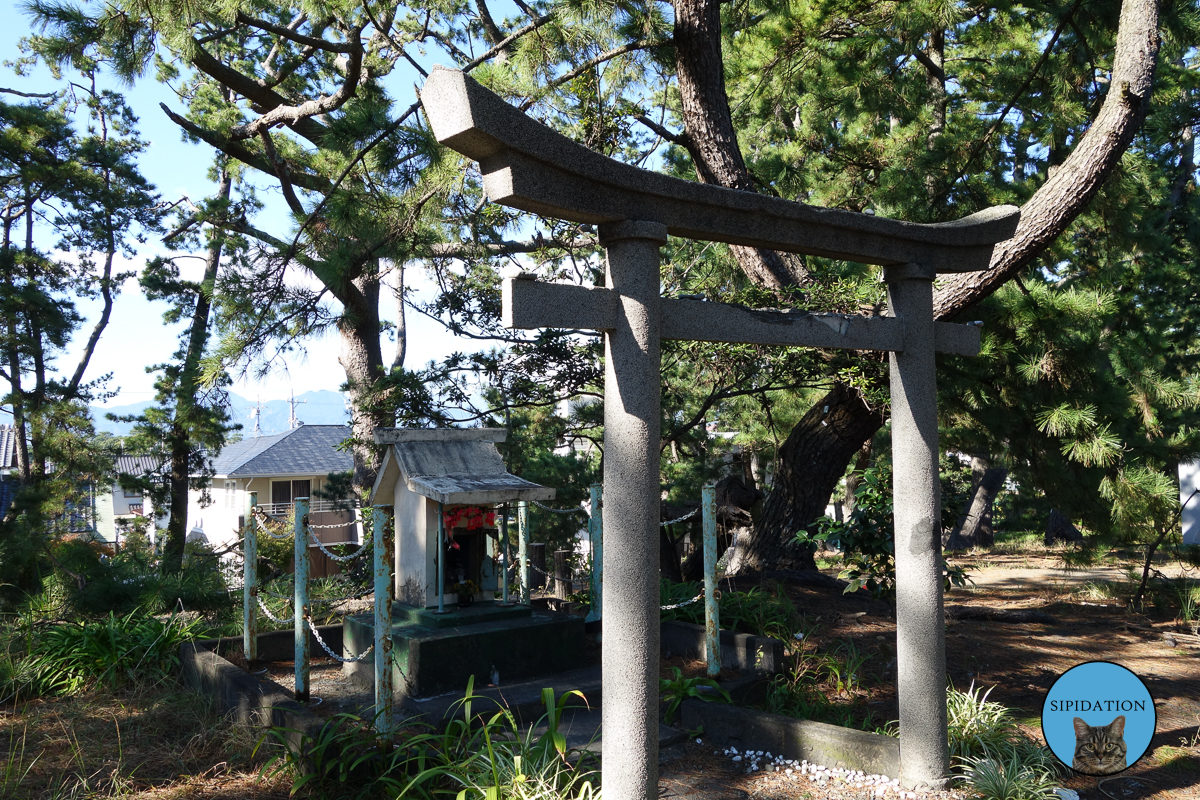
[2,609,206,701]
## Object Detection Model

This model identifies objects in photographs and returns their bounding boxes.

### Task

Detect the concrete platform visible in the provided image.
[343,601,588,698]
[401,662,686,756]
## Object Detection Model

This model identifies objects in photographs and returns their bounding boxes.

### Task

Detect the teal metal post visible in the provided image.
[499,504,513,606]
[518,501,530,604]
[586,484,603,624]
[373,506,394,740]
[243,491,258,662]
[702,483,720,678]
[294,497,310,701]
[435,501,447,614]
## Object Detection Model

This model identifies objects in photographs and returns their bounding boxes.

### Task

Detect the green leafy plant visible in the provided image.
[21,610,206,694]
[958,742,1061,800]
[659,667,732,724]
[259,677,600,800]
[660,580,799,641]
[800,465,971,605]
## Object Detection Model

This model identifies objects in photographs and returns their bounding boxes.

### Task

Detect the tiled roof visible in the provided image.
[209,425,353,477]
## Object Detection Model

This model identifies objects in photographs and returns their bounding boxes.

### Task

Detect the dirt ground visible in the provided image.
[659,553,1200,800]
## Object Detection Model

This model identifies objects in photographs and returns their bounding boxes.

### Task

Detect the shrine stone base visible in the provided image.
[342,601,587,698]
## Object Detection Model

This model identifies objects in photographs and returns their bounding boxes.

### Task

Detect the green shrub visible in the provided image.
[959,742,1061,800]
[20,610,206,694]
[947,681,1021,761]
[659,667,731,724]
[660,580,799,641]
[45,538,233,619]
[260,678,599,800]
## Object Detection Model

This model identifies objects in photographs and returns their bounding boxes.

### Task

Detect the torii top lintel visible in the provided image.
[420,67,1020,273]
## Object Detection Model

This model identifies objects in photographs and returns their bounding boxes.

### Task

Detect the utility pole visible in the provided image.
[288,391,306,430]
[252,397,262,437]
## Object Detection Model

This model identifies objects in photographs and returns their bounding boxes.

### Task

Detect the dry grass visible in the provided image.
[0,680,292,799]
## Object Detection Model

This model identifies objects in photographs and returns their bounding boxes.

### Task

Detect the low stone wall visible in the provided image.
[194,626,344,663]
[660,620,784,674]
[680,700,900,779]
[178,641,322,752]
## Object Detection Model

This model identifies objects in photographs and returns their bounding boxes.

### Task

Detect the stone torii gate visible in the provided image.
[420,67,1019,797]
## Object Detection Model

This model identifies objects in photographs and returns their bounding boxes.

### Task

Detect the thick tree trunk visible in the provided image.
[673,0,807,288]
[1045,508,1084,545]
[945,458,1007,551]
[338,266,387,494]
[741,383,885,571]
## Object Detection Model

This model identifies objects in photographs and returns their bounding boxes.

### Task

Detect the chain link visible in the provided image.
[309,533,372,563]
[660,592,705,611]
[256,593,292,624]
[305,615,375,663]
[661,508,700,527]
[253,510,296,540]
[307,518,360,530]
[531,500,589,516]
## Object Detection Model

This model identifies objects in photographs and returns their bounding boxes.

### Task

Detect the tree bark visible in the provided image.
[743,383,885,570]
[338,264,387,493]
[673,0,808,288]
[945,458,1007,551]
[1045,508,1084,545]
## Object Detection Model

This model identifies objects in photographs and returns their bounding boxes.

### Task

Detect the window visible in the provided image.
[271,480,311,508]
[224,480,238,509]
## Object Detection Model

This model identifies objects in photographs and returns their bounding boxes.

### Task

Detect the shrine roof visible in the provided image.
[369,428,556,505]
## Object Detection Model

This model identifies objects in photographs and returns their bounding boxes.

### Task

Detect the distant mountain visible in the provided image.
[93,390,350,438]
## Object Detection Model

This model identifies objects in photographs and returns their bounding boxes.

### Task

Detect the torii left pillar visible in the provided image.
[598,221,668,800]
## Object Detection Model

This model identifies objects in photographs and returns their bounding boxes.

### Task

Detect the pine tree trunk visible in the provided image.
[338,266,387,494]
[945,458,1007,551]
[741,383,885,571]
[1045,508,1084,545]
[161,170,231,574]
[673,0,807,288]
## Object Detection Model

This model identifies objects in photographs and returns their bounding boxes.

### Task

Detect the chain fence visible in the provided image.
[661,592,705,611]
[309,534,372,563]
[306,615,375,663]
[661,508,700,526]
[530,500,589,516]
[256,593,292,624]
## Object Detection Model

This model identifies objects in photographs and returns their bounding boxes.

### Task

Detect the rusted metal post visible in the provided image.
[293,497,310,702]
[373,506,394,740]
[586,484,602,624]
[518,501,529,604]
[499,504,513,606]
[435,501,447,614]
[702,483,720,678]
[243,491,258,662]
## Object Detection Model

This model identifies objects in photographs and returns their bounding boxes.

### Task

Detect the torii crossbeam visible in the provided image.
[420,67,1019,797]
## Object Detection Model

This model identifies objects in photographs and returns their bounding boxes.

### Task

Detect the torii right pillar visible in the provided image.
[887,262,948,787]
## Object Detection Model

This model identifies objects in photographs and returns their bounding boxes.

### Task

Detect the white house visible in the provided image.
[94,454,168,546]
[187,425,358,570]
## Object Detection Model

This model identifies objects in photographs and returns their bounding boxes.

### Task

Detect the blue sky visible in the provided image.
[1,5,478,412]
